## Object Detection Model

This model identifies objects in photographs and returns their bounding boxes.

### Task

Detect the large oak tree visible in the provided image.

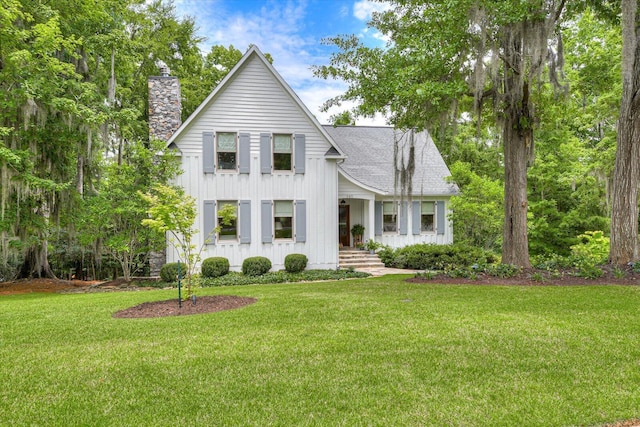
[610,0,640,264]
[316,0,568,267]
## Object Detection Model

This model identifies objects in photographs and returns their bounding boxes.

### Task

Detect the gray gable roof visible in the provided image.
[166,46,345,158]
[323,125,459,197]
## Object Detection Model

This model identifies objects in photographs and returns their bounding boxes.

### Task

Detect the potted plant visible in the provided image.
[364,240,381,254]
[351,224,365,247]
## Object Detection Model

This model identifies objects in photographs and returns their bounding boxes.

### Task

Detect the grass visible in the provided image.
[2,276,640,426]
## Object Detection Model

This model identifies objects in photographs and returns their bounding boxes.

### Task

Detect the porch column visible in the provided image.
[367,197,376,243]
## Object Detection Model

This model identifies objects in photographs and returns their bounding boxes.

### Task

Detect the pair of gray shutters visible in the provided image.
[374,201,445,236]
[202,132,305,174]
[261,200,306,243]
[203,200,306,244]
[203,200,251,244]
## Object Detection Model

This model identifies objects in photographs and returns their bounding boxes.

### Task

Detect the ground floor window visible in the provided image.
[421,201,435,232]
[217,201,237,241]
[274,200,293,239]
[383,201,397,233]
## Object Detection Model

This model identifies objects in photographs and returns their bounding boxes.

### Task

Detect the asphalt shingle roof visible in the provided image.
[323,125,459,196]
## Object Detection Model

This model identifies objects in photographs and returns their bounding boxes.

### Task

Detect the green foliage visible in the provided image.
[284,254,308,273]
[484,264,521,279]
[350,224,365,237]
[200,269,370,287]
[574,265,605,279]
[160,262,185,283]
[570,231,610,267]
[201,257,230,278]
[380,243,496,271]
[77,139,179,281]
[141,184,200,296]
[448,162,504,251]
[364,240,383,252]
[613,266,626,279]
[242,256,272,276]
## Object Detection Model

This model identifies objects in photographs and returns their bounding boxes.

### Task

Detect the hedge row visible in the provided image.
[378,243,498,270]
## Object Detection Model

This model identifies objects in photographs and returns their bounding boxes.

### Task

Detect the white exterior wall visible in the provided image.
[168,55,339,271]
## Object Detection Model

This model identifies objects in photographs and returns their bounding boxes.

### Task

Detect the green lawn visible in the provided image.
[2,276,640,426]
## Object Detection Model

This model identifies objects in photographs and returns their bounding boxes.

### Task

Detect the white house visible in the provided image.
[149,46,458,271]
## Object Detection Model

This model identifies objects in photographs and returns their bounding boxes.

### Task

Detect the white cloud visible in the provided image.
[353,0,389,21]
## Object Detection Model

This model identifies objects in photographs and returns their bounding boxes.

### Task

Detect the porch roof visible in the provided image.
[323,126,459,197]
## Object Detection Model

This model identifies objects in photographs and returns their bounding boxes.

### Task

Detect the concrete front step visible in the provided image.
[339,249,385,268]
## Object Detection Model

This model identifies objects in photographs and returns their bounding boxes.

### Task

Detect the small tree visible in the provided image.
[140,184,236,298]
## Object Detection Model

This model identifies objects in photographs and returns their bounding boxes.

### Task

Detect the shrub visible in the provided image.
[485,263,521,278]
[201,257,230,278]
[575,264,604,279]
[284,254,308,273]
[242,256,272,276]
[570,231,609,268]
[159,262,185,283]
[379,243,496,270]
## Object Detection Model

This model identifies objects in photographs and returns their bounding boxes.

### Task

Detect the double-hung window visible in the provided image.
[217,132,237,170]
[274,200,293,239]
[273,134,292,171]
[383,201,397,233]
[217,201,238,241]
[421,201,435,232]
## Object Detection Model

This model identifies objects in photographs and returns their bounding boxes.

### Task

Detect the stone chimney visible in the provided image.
[148,67,182,142]
[147,66,182,277]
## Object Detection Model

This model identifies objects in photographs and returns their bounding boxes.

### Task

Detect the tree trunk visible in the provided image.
[502,114,532,268]
[501,28,532,268]
[611,0,640,265]
[17,240,56,279]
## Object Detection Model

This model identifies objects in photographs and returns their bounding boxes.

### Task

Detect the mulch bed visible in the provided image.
[112,295,257,318]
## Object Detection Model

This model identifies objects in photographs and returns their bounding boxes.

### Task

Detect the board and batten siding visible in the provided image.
[167,54,339,271]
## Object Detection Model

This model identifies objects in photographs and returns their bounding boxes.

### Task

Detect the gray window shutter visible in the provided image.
[412,201,421,235]
[260,133,271,174]
[203,131,215,174]
[203,200,216,245]
[239,133,250,174]
[295,200,306,242]
[374,201,383,236]
[436,201,446,235]
[399,201,408,235]
[239,200,251,243]
[294,134,305,174]
[261,200,273,243]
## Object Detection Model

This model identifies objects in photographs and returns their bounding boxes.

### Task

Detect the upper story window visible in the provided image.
[383,201,397,233]
[217,201,238,241]
[273,134,292,171]
[217,132,237,170]
[421,201,435,232]
[274,200,293,239]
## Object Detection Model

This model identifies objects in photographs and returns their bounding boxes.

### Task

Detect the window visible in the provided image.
[421,202,435,232]
[217,132,237,170]
[274,200,293,239]
[383,201,397,233]
[273,134,292,171]
[217,201,237,241]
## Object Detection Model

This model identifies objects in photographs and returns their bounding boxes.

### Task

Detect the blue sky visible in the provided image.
[172,0,389,124]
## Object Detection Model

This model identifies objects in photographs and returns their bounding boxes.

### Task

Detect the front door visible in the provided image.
[339,205,350,247]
